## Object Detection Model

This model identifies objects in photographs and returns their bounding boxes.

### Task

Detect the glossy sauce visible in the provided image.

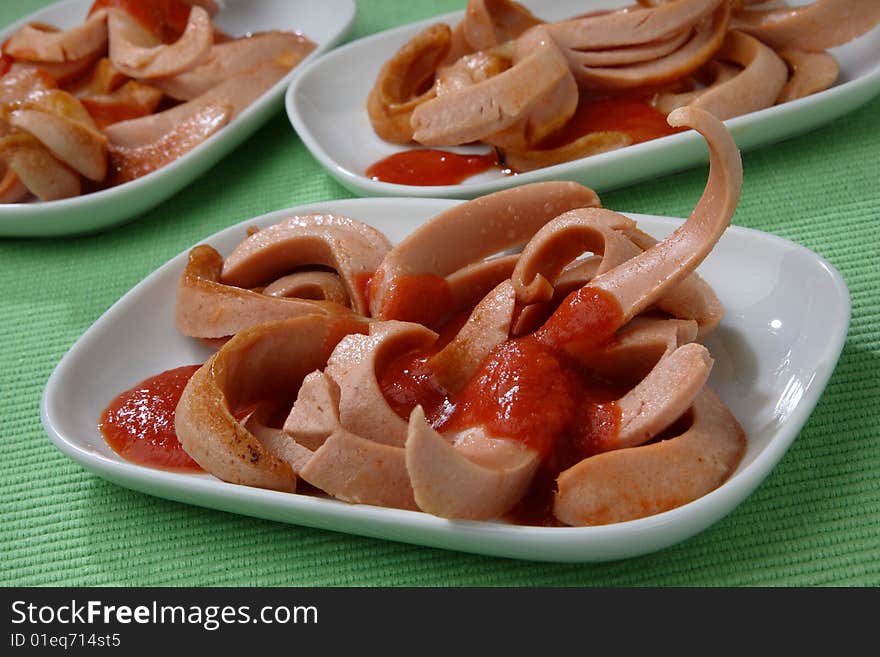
[366,149,500,186]
[373,272,456,329]
[99,365,203,472]
[352,272,373,312]
[366,93,683,185]
[537,94,685,152]
[377,283,626,524]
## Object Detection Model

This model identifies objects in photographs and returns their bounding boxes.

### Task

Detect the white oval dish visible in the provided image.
[41,196,850,562]
[0,0,357,238]
[286,0,880,199]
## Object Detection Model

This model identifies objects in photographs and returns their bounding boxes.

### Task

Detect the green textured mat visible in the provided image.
[1,1,878,586]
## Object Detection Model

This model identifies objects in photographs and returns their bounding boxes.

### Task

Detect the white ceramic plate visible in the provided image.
[41,196,850,562]
[0,0,356,237]
[286,0,880,199]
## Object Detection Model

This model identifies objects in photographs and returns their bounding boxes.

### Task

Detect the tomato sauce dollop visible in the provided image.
[89,0,192,42]
[536,94,684,152]
[365,92,683,184]
[376,277,628,523]
[99,365,203,472]
[366,149,500,186]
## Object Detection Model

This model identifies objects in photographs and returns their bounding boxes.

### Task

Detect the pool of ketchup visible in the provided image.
[365,93,683,185]
[378,280,628,525]
[99,364,203,472]
[537,93,685,151]
[366,149,499,186]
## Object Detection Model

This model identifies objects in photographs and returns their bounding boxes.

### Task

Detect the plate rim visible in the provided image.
[39,196,852,562]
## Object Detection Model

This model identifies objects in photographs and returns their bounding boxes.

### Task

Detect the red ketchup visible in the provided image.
[99,365,203,472]
[536,94,685,153]
[378,281,628,525]
[366,149,500,186]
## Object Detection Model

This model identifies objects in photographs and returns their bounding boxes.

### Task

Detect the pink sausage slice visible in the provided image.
[370,181,600,319]
[731,0,880,53]
[299,427,417,511]
[9,107,107,181]
[553,386,746,526]
[153,31,316,101]
[220,213,391,317]
[776,49,839,103]
[0,134,80,201]
[4,11,108,63]
[546,0,722,50]
[107,6,213,79]
[175,245,355,340]
[589,106,741,326]
[460,0,542,52]
[175,315,367,492]
[405,407,540,520]
[104,63,290,148]
[411,27,576,147]
[682,30,788,120]
[614,342,713,449]
[428,280,515,394]
[325,321,438,448]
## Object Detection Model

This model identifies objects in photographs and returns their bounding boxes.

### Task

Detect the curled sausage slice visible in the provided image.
[299,426,417,511]
[152,31,316,101]
[673,30,788,120]
[367,23,451,144]
[553,386,746,525]
[589,106,741,327]
[370,181,600,321]
[445,254,519,310]
[776,49,839,103]
[512,208,640,306]
[434,48,511,97]
[243,405,314,475]
[411,27,576,148]
[325,321,438,448]
[566,27,692,68]
[107,6,213,79]
[104,63,290,148]
[262,271,350,305]
[588,317,699,383]
[652,59,741,114]
[220,214,391,317]
[405,407,540,520]
[459,0,542,52]
[283,371,341,451]
[622,226,724,339]
[427,280,515,394]
[546,0,722,51]
[81,80,165,130]
[175,245,354,340]
[566,4,730,90]
[8,106,107,181]
[175,315,367,492]
[107,101,230,185]
[0,167,28,204]
[0,133,80,201]
[3,11,108,63]
[500,130,631,173]
[614,342,713,450]
[731,0,880,52]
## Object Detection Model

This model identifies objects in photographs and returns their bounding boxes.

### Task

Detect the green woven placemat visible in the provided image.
[1,1,877,586]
